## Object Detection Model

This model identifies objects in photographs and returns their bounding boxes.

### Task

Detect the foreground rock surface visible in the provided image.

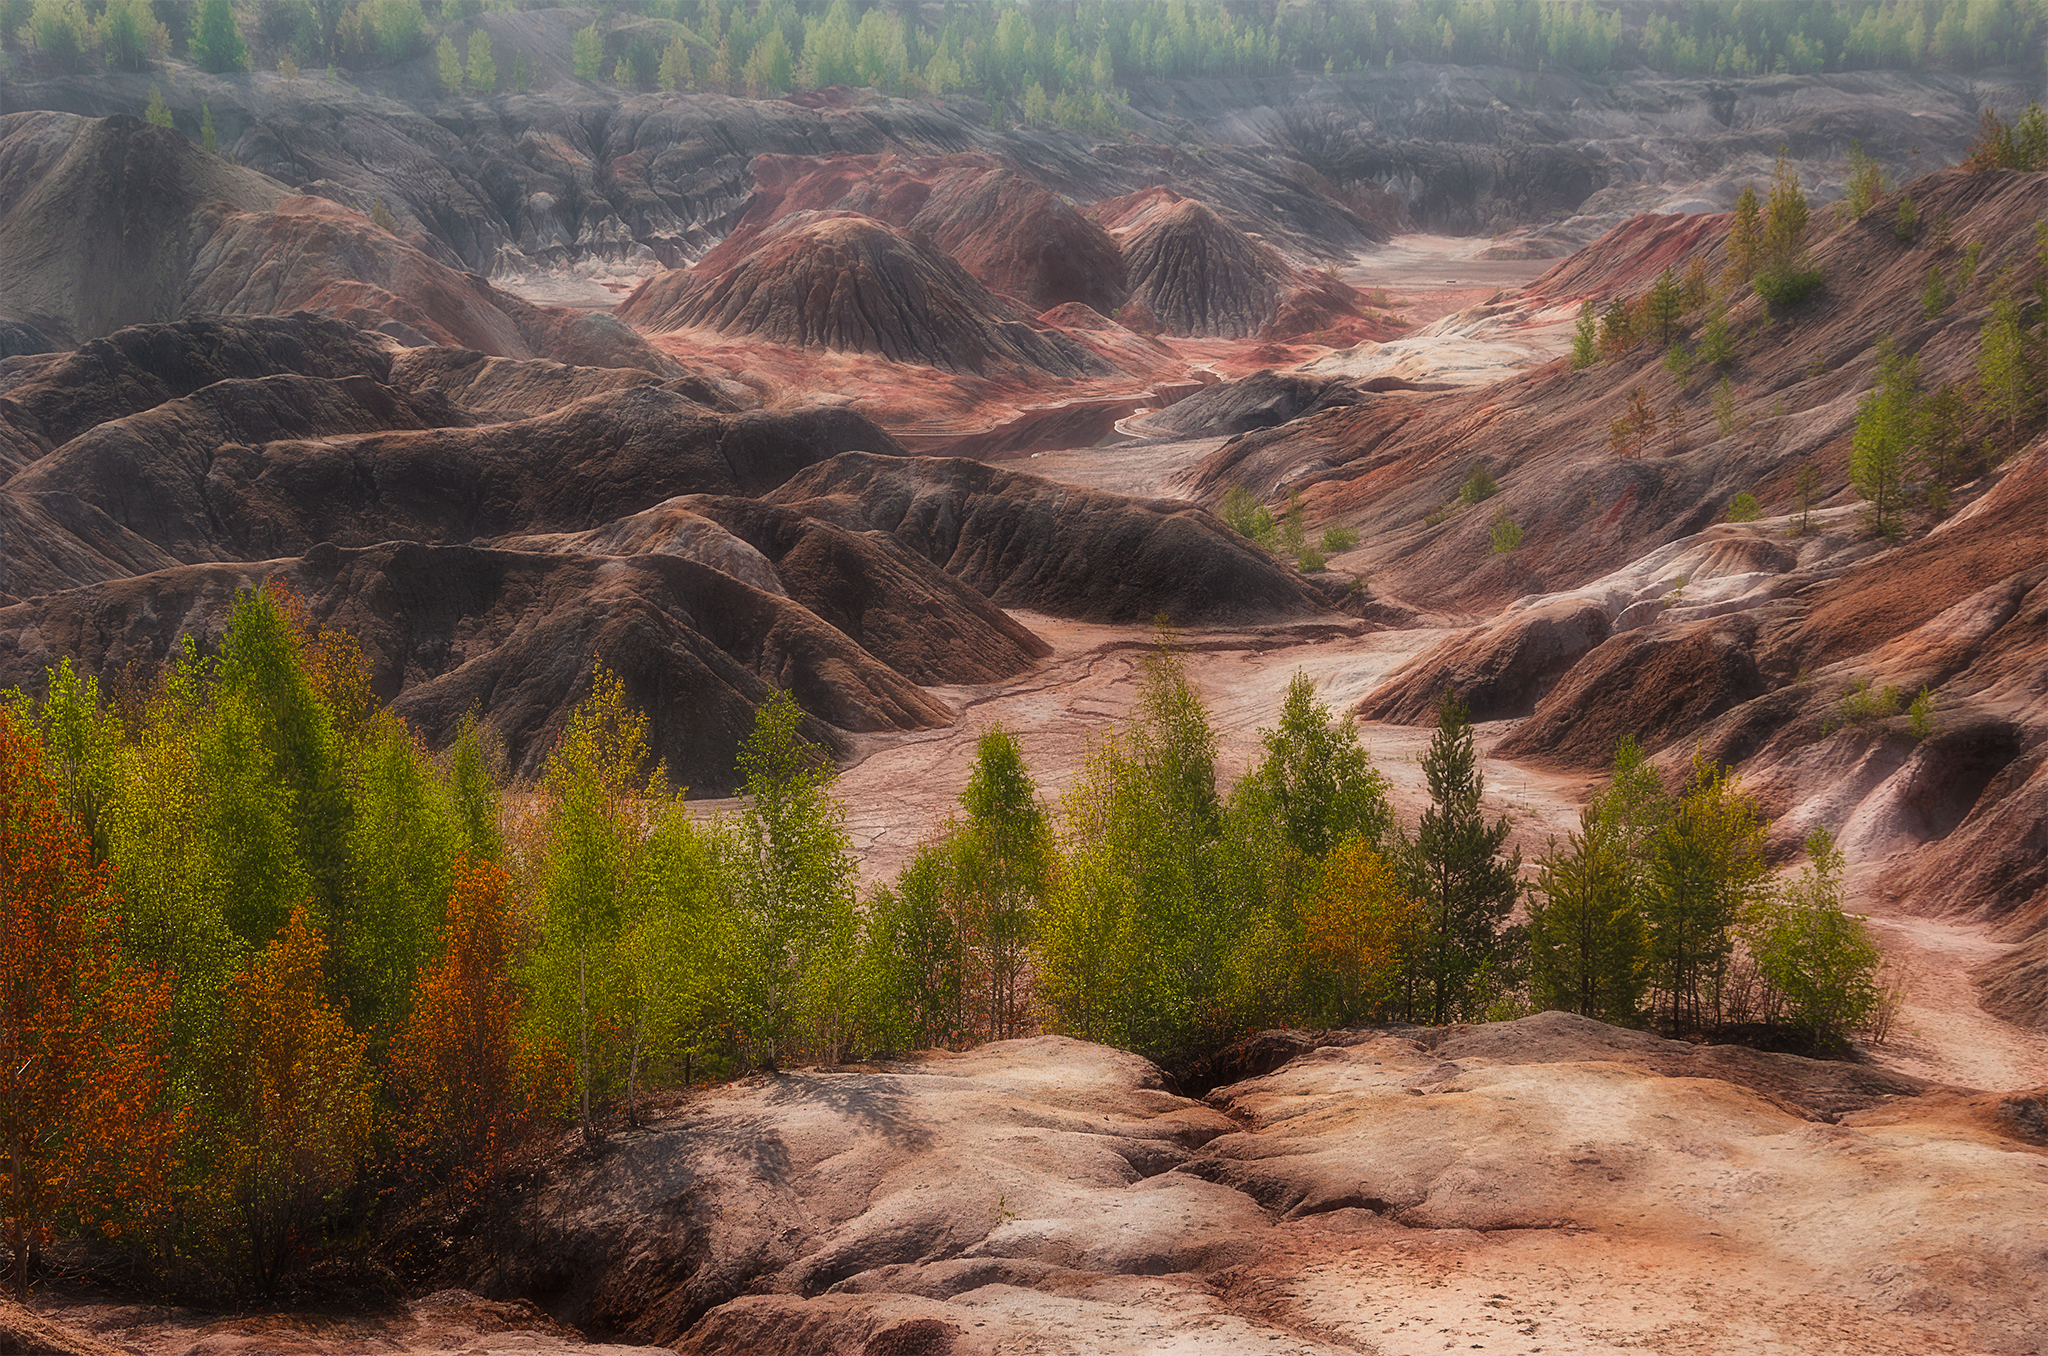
[365,1014,2048,1355]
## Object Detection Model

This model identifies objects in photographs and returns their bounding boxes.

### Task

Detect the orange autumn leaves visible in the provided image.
[1301,839,1422,1027]
[0,712,176,1299]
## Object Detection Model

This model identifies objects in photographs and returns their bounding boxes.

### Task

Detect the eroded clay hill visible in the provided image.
[382,1015,2046,1355]
[0,113,678,371]
[619,211,1101,378]
[692,154,1129,316]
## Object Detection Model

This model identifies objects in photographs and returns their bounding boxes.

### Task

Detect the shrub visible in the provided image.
[1571,300,1598,369]
[1318,524,1358,553]
[1488,506,1523,553]
[1833,677,1903,730]
[1908,685,1938,739]
[1459,464,1499,504]
[1893,194,1918,242]
[1725,492,1761,522]
[1297,547,1326,572]
[1753,264,1824,307]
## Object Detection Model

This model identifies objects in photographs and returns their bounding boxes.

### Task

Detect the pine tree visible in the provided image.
[1851,336,1919,537]
[1725,182,1761,283]
[191,0,246,72]
[658,34,690,89]
[1399,691,1519,1024]
[1570,299,1598,368]
[1977,290,2038,435]
[144,84,174,127]
[1762,150,1808,266]
[200,102,217,155]
[572,22,602,81]
[436,35,463,92]
[466,28,495,92]
[1645,266,1683,347]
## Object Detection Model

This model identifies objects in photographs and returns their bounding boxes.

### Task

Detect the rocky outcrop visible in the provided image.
[770,452,1333,625]
[398,1015,2045,1354]
[620,212,1102,377]
[1127,369,1362,440]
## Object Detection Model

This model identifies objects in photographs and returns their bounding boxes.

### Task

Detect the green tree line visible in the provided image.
[10,2,2039,114]
[1,589,1886,1300]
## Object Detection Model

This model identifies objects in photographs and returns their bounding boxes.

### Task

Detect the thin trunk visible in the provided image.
[625,1015,643,1127]
[577,948,594,1145]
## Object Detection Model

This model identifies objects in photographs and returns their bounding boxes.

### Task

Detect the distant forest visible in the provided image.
[6,2,2043,121]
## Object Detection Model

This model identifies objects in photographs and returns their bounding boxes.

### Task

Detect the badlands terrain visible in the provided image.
[3,14,2048,1356]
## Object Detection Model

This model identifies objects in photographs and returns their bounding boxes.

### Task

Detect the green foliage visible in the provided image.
[1219,485,1277,550]
[435,34,462,91]
[370,196,397,233]
[1663,343,1695,385]
[1793,459,1823,534]
[1696,309,1736,368]
[191,0,246,71]
[1725,183,1761,284]
[1646,755,1770,1034]
[1725,492,1762,522]
[1318,523,1358,553]
[956,724,1052,1039]
[200,102,217,155]
[1488,506,1524,554]
[97,0,164,71]
[1753,263,1825,306]
[1251,673,1392,865]
[466,28,496,92]
[1834,677,1904,729]
[1645,267,1683,347]
[1039,629,1237,1060]
[1530,810,1646,1025]
[1908,685,1939,738]
[1397,691,1520,1025]
[1894,193,1918,242]
[1918,381,1975,490]
[1280,489,1308,559]
[1963,99,2048,172]
[728,688,857,1065]
[28,0,88,70]
[659,34,691,89]
[144,85,174,127]
[1976,290,2041,435]
[1712,375,1740,439]
[1459,464,1499,505]
[1839,141,1888,219]
[1921,264,1951,318]
[1570,300,1598,369]
[572,22,602,80]
[1743,829,1883,1046]
[1851,335,1919,536]
[521,667,665,1139]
